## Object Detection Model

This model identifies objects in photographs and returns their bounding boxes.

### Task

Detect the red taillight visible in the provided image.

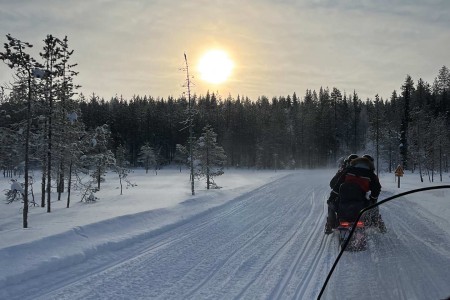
[340,221,350,227]
[339,221,364,228]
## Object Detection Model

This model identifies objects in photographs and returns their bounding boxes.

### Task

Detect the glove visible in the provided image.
[369,195,377,205]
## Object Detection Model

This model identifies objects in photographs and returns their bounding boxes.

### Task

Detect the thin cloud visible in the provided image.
[0,0,449,101]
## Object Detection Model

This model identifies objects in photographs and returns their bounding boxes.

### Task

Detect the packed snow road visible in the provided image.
[3,171,450,299]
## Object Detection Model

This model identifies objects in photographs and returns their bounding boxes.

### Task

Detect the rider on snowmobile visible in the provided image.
[325,154,386,234]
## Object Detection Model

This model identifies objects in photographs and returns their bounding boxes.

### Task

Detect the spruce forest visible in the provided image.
[1,34,450,227]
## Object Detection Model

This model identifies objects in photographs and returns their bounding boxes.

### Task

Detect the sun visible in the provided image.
[198,50,234,84]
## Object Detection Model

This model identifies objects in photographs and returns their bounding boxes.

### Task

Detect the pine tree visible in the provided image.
[53,36,79,201]
[80,124,115,190]
[193,125,227,189]
[64,113,86,207]
[137,143,156,174]
[182,53,196,195]
[436,66,450,115]
[351,91,361,154]
[400,75,415,169]
[330,87,342,163]
[114,144,132,195]
[0,34,43,227]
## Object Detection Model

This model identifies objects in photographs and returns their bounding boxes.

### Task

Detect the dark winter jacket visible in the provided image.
[329,157,381,202]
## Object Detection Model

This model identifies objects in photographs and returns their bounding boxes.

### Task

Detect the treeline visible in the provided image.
[76,66,450,174]
[2,63,450,174]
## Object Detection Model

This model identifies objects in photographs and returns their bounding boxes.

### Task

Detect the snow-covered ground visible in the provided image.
[0,167,449,299]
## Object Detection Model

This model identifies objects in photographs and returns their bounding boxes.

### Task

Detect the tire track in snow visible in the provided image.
[231,183,334,300]
[267,187,326,299]
[182,196,293,298]
[232,186,319,299]
[182,184,312,299]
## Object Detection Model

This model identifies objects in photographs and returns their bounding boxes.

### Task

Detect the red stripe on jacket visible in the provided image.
[344,173,370,192]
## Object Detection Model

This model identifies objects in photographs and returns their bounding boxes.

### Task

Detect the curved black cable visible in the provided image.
[317,185,450,300]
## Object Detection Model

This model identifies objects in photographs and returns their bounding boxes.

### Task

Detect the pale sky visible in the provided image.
[1,0,449,101]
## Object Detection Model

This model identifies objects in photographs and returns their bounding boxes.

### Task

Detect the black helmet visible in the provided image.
[346,154,358,162]
[342,154,358,168]
[363,154,374,162]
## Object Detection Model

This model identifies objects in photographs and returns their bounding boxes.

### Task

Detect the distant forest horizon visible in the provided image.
[72,65,449,173]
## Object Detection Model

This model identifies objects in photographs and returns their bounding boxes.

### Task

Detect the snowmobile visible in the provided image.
[334,182,371,251]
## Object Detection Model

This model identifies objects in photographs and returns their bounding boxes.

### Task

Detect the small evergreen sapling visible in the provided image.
[137,143,157,174]
[80,124,115,190]
[113,145,136,195]
[193,125,227,189]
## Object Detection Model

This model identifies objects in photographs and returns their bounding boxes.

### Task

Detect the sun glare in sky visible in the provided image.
[198,50,234,84]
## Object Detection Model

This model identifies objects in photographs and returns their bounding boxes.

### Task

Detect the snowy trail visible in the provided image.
[2,171,450,300]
